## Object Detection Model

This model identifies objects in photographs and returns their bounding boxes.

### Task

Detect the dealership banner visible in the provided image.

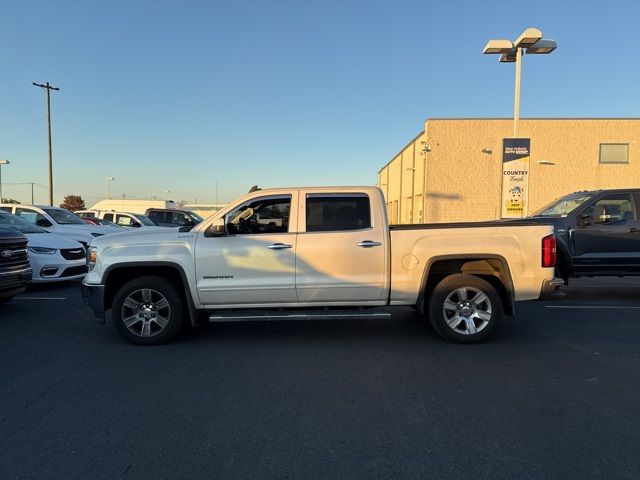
[501,138,530,218]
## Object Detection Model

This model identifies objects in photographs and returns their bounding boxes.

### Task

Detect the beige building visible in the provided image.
[378,118,640,224]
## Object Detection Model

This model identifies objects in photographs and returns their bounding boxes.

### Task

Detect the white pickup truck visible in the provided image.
[82,186,560,345]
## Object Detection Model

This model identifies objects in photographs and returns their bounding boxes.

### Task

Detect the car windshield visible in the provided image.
[0,212,46,234]
[136,214,157,226]
[186,210,204,222]
[43,208,87,225]
[531,194,593,217]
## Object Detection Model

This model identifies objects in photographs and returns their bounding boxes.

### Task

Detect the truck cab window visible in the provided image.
[582,194,636,224]
[226,196,291,235]
[306,195,371,232]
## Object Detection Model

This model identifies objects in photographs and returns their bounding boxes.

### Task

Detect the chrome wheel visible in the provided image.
[120,288,171,338]
[442,286,492,335]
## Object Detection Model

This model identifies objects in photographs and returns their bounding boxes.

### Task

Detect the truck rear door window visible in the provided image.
[306,194,371,232]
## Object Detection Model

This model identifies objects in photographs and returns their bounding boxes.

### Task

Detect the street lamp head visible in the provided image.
[106,176,115,181]
[499,53,517,63]
[482,39,514,54]
[514,28,543,48]
[526,39,557,55]
[0,160,10,165]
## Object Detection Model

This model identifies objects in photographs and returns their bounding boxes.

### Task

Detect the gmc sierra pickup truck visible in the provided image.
[82,187,560,345]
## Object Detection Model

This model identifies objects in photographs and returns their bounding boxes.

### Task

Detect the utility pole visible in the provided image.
[32,82,60,206]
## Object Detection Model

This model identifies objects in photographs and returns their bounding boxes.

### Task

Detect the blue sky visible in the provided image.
[1,0,639,206]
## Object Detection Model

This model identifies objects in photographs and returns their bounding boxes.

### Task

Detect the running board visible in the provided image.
[208,310,391,323]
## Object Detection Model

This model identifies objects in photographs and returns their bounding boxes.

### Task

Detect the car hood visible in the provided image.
[24,232,84,249]
[90,227,195,248]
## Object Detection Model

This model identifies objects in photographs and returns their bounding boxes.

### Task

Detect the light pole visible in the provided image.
[483,28,557,137]
[0,160,9,202]
[163,189,171,201]
[32,82,60,206]
[106,177,115,199]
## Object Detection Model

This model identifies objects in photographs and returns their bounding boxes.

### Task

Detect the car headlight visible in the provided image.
[88,247,98,270]
[28,246,57,255]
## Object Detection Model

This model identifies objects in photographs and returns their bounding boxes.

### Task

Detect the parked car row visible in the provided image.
[0,203,207,305]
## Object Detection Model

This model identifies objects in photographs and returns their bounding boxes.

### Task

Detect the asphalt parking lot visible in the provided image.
[1,278,639,480]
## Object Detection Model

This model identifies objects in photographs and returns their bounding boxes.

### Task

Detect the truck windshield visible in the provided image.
[136,215,157,226]
[43,208,87,225]
[186,210,204,222]
[531,194,592,217]
[0,212,46,234]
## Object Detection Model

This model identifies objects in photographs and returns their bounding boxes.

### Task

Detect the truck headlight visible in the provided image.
[28,246,57,255]
[88,247,98,270]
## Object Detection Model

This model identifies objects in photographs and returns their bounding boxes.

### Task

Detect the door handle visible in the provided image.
[357,240,382,248]
[628,228,640,233]
[267,243,293,250]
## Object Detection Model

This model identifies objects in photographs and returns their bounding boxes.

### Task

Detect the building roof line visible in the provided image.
[378,130,425,174]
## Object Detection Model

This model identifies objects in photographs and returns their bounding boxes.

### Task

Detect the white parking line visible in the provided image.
[546,305,640,309]
[14,297,68,301]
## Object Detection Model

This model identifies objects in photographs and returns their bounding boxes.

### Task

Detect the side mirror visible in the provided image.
[36,218,53,228]
[204,217,226,237]
[577,213,591,227]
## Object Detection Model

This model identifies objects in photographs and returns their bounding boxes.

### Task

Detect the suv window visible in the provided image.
[226,196,291,235]
[115,214,136,226]
[15,208,50,226]
[0,207,12,213]
[103,213,114,222]
[306,194,371,232]
[583,194,636,223]
[147,210,166,223]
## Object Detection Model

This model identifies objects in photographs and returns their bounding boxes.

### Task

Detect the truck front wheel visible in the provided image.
[112,276,184,345]
[428,273,502,343]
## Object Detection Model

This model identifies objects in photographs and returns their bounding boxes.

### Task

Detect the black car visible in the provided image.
[0,228,32,305]
[145,208,203,228]
[520,188,640,283]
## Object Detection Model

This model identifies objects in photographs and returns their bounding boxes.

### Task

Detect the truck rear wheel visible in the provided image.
[111,276,184,345]
[428,273,502,343]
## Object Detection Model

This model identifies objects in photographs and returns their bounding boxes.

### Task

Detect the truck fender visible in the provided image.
[103,261,200,327]
[416,254,516,317]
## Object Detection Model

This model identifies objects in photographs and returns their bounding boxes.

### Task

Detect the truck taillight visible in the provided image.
[542,234,556,268]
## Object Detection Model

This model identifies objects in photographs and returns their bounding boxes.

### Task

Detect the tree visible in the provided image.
[60,195,86,211]
[1,198,20,204]
[176,200,187,209]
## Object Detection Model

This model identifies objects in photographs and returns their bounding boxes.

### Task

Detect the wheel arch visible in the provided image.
[103,262,199,327]
[417,254,515,317]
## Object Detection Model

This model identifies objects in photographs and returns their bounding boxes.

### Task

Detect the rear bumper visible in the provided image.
[540,277,564,299]
[81,281,106,323]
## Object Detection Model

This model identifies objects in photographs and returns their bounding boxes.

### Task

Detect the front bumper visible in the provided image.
[540,277,564,299]
[0,266,32,297]
[81,281,106,324]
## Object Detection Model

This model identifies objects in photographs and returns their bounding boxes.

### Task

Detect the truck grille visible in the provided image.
[61,248,86,261]
[0,239,29,269]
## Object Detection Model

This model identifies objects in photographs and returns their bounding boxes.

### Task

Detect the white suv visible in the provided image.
[0,204,122,247]
[76,210,169,230]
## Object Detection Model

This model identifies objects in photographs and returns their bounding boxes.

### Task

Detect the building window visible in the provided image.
[599,143,629,164]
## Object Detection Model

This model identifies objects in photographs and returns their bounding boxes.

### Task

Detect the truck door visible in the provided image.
[296,192,387,304]
[195,193,298,306]
[573,193,640,271]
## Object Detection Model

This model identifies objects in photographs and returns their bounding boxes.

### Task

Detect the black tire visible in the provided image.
[0,295,15,306]
[111,276,184,345]
[428,273,503,343]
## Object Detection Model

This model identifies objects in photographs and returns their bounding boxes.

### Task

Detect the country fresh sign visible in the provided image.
[501,138,530,218]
